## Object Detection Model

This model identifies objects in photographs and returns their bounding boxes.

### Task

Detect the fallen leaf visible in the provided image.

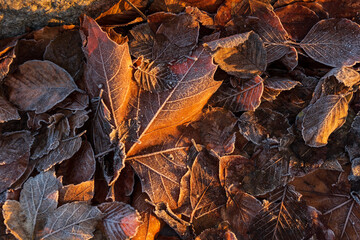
[57,140,96,185]
[249,185,314,240]
[127,46,221,156]
[58,180,94,204]
[0,131,34,193]
[0,95,19,123]
[0,47,16,82]
[302,95,349,147]
[264,76,300,91]
[210,75,264,112]
[98,201,141,240]
[40,202,101,240]
[300,18,360,67]
[3,171,61,240]
[204,31,267,79]
[5,60,79,113]
[195,227,238,240]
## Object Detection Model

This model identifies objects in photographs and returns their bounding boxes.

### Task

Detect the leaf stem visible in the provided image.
[124,0,147,21]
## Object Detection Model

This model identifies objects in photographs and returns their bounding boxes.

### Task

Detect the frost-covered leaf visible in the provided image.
[128,146,189,209]
[0,95,19,123]
[249,186,313,240]
[127,46,221,156]
[4,60,79,113]
[302,95,349,147]
[40,202,101,240]
[59,180,94,204]
[204,31,267,79]
[129,23,154,60]
[211,76,264,112]
[264,76,300,91]
[300,18,360,67]
[3,171,61,240]
[0,131,34,193]
[99,201,141,240]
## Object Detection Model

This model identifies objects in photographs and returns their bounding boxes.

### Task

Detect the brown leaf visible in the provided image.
[275,4,320,41]
[191,108,237,156]
[0,95,19,123]
[250,1,293,64]
[57,140,96,185]
[98,201,141,240]
[291,169,359,239]
[152,13,199,62]
[149,0,224,13]
[80,15,133,132]
[211,76,264,112]
[222,187,262,238]
[322,67,360,88]
[54,92,89,111]
[0,131,34,193]
[128,145,189,209]
[127,46,221,156]
[189,150,227,220]
[0,47,16,81]
[43,30,84,80]
[264,76,300,91]
[3,171,61,240]
[40,202,101,240]
[185,6,215,28]
[302,95,349,147]
[249,185,314,240]
[129,23,155,60]
[5,60,79,113]
[238,108,292,145]
[58,180,94,205]
[300,19,360,67]
[204,31,266,79]
[36,136,82,172]
[195,228,238,240]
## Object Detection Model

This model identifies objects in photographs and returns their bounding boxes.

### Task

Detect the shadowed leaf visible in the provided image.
[300,19,360,67]
[4,60,78,113]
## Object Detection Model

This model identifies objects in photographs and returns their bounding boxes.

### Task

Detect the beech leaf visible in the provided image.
[127,46,221,156]
[0,95,19,123]
[59,180,94,204]
[99,201,142,240]
[300,18,360,67]
[264,76,300,91]
[128,146,189,209]
[3,171,61,240]
[80,15,133,132]
[204,31,267,79]
[211,76,264,112]
[302,95,349,147]
[4,60,79,114]
[40,202,101,240]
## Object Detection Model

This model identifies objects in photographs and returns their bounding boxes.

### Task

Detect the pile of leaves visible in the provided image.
[0,0,360,239]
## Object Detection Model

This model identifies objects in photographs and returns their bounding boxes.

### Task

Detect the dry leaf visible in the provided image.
[249,185,314,240]
[59,180,94,205]
[127,46,221,156]
[204,31,266,79]
[0,131,34,193]
[5,60,79,113]
[129,23,154,60]
[0,48,16,82]
[302,95,349,147]
[195,228,238,240]
[300,18,360,67]
[211,76,264,112]
[264,76,300,91]
[40,202,101,240]
[57,140,96,185]
[0,95,19,124]
[3,171,61,240]
[98,201,141,240]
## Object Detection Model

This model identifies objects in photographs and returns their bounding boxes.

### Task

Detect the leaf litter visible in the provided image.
[0,0,360,239]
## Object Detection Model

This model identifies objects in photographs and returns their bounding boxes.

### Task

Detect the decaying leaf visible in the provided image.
[128,145,189,210]
[4,60,79,113]
[0,131,34,193]
[129,23,154,60]
[204,31,266,79]
[3,171,61,240]
[195,227,238,240]
[40,202,101,240]
[249,185,314,240]
[59,180,94,204]
[99,201,141,240]
[300,18,360,67]
[264,76,300,91]
[211,76,264,112]
[302,95,349,147]
[127,46,221,155]
[0,95,20,123]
